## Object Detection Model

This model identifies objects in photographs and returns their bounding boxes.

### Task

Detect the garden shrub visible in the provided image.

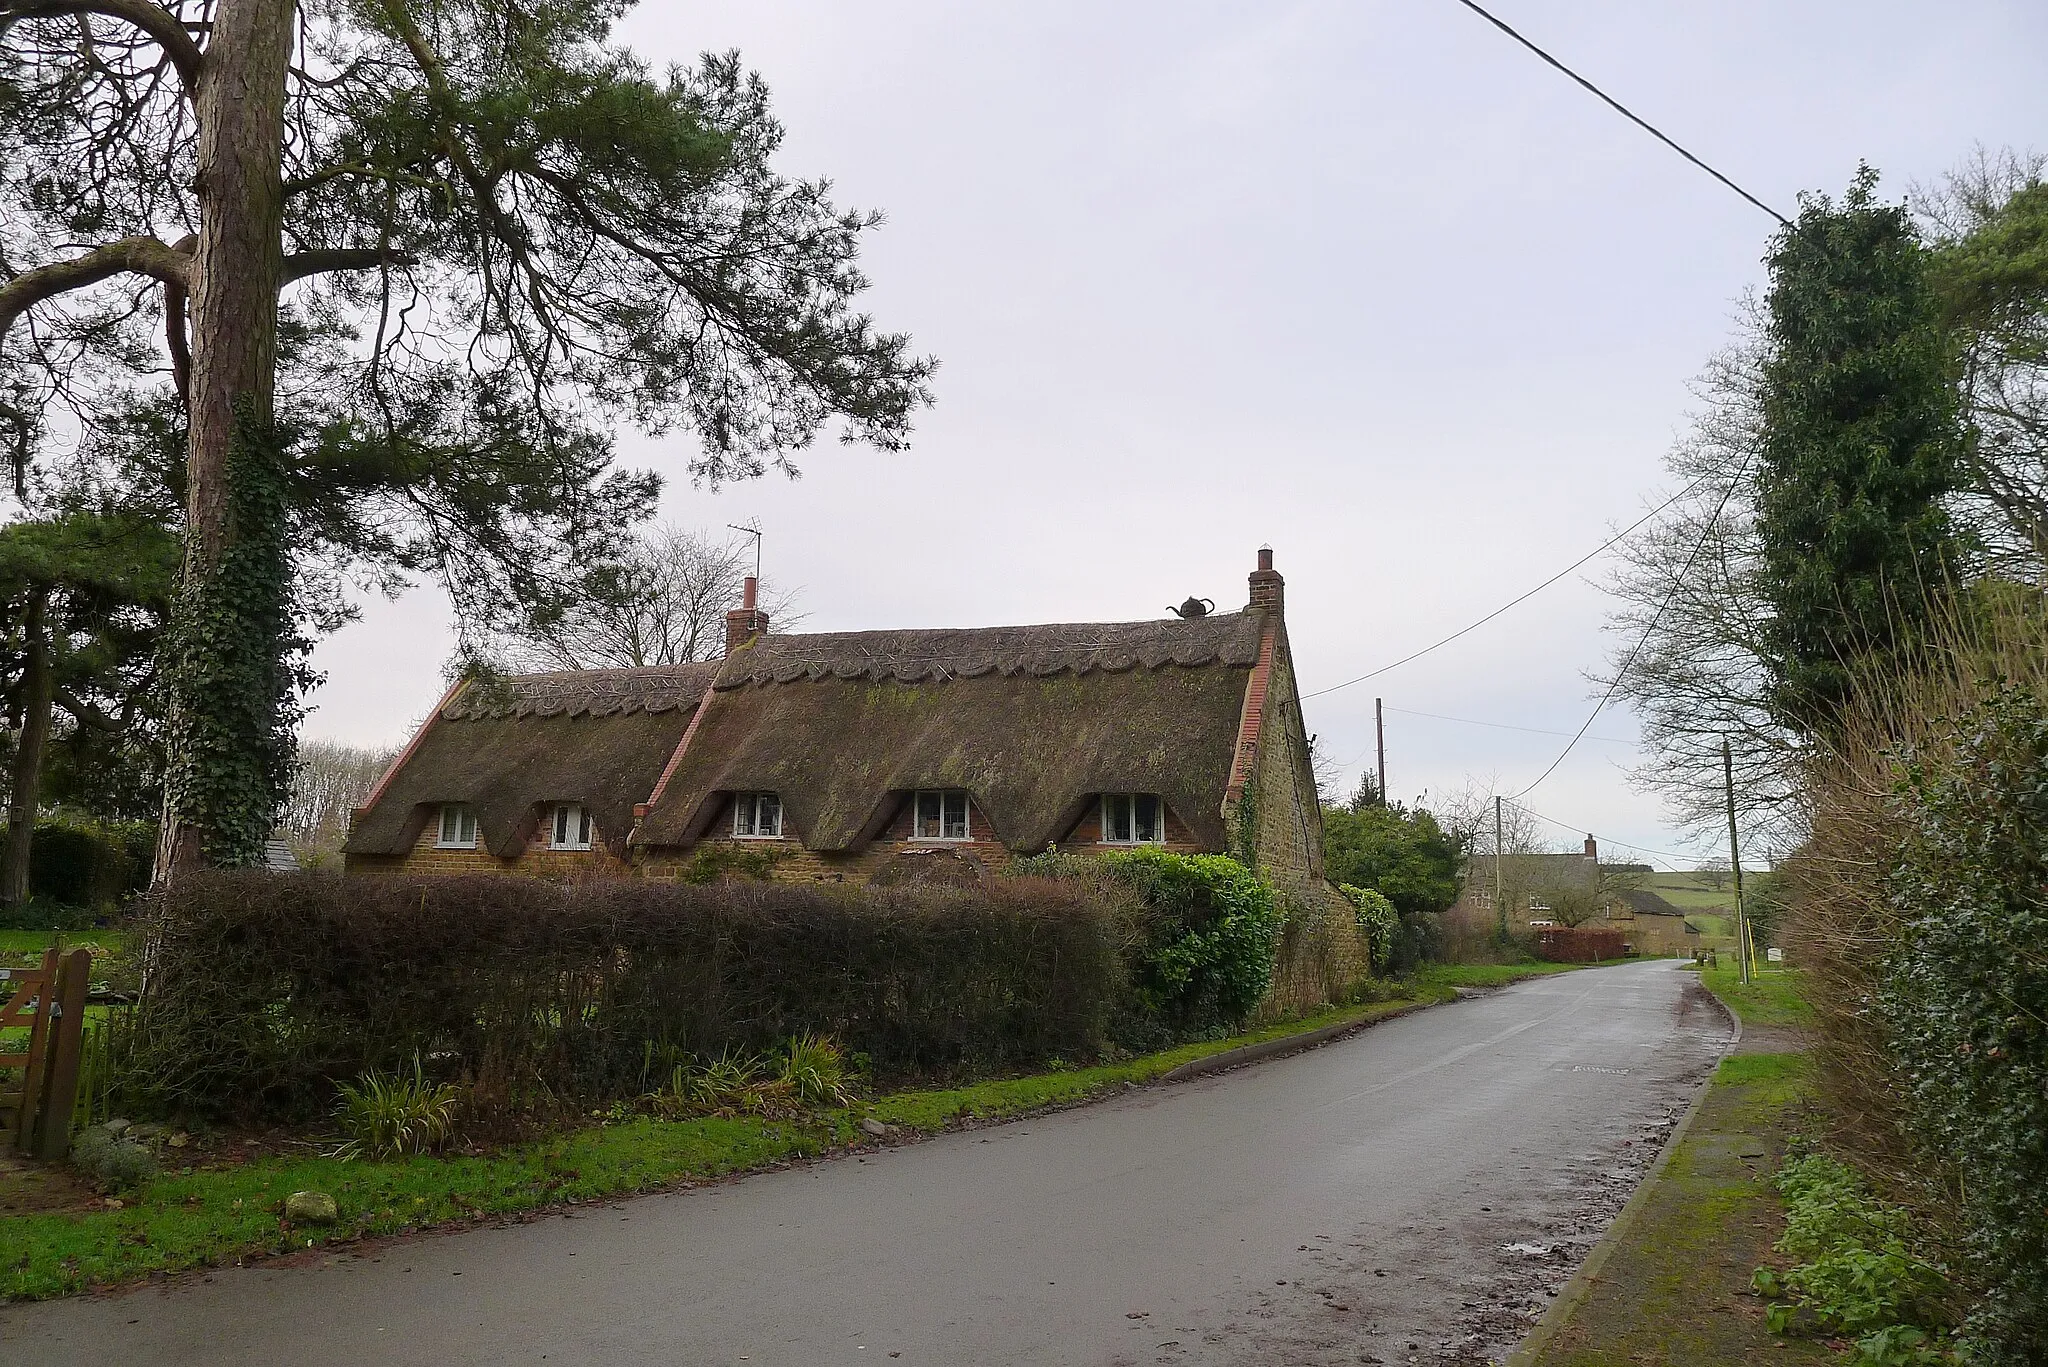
[27,812,152,908]
[1880,685,2048,1363]
[123,870,1124,1123]
[1017,847,1284,1038]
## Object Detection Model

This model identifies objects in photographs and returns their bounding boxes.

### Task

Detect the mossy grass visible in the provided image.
[1702,961,1815,1031]
[1,982,1511,1301]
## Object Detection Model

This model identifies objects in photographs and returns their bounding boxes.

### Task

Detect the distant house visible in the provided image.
[1457,838,1695,955]
[344,548,1337,908]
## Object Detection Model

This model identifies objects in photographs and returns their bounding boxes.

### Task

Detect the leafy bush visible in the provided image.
[27,813,153,909]
[1340,884,1398,971]
[1092,848,1284,1029]
[1753,1153,1951,1366]
[1879,685,2048,1362]
[124,870,1125,1122]
[333,1060,463,1160]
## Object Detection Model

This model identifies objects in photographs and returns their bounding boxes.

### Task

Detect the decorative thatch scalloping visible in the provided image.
[443,664,714,720]
[344,663,715,858]
[637,620,1262,854]
[712,613,1265,688]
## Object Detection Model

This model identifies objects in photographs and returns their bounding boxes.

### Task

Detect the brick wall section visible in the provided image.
[348,811,631,878]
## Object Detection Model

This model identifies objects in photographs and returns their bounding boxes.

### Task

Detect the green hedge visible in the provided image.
[121,871,1126,1124]
[1884,685,2048,1364]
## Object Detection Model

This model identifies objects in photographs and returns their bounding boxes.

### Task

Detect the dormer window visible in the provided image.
[550,803,593,851]
[733,793,783,839]
[912,790,970,841]
[1101,793,1165,845]
[436,804,478,849]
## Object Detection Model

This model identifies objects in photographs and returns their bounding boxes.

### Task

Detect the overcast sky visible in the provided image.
[302,0,2048,867]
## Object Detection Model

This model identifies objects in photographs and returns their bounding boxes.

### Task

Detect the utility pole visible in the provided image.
[1722,736,1752,985]
[1494,794,1507,943]
[1374,698,1387,806]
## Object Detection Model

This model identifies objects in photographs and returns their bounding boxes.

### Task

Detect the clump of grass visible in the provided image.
[333,1060,462,1160]
[778,1032,852,1107]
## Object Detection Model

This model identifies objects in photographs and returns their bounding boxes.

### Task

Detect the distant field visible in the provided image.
[1642,872,1740,912]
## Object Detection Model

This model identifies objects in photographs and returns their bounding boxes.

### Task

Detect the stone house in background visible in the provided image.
[344,551,1343,943]
[1457,837,1697,955]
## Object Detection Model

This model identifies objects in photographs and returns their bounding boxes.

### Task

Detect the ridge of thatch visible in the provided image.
[637,615,1268,854]
[344,663,716,859]
[712,612,1264,688]
[444,664,713,720]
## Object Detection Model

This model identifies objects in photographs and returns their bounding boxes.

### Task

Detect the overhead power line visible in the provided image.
[1448,0,1790,227]
[1302,476,1705,702]
[1509,798,1705,866]
[1511,452,1755,799]
[1384,704,1632,745]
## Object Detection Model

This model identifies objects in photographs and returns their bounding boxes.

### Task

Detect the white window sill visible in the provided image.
[552,844,593,853]
[434,843,477,851]
[731,834,783,842]
[908,836,973,844]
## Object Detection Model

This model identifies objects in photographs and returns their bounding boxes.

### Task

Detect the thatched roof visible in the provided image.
[633,613,1267,854]
[343,664,716,859]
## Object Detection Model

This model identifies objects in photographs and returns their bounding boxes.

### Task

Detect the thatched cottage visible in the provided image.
[344,548,1334,899]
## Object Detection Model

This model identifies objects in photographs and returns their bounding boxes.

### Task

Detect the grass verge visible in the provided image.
[2,978,1526,1301]
[1520,1052,1829,1367]
[1702,962,1815,1032]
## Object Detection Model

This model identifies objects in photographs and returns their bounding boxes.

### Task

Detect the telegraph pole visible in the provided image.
[1722,736,1752,985]
[1494,794,1507,942]
[1374,697,1387,806]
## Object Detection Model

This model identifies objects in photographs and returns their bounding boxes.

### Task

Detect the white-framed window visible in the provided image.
[1100,793,1166,845]
[1528,894,1551,912]
[436,803,478,849]
[732,792,783,840]
[911,790,970,841]
[550,802,593,851]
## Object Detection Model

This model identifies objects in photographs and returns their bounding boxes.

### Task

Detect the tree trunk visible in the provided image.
[3,587,53,907]
[157,0,297,881]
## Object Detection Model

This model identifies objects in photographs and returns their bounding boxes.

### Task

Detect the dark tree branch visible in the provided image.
[281,246,416,283]
[0,0,202,88]
[0,235,193,338]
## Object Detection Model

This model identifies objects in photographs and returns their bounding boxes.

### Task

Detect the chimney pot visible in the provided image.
[741,575,758,611]
[1248,544,1284,613]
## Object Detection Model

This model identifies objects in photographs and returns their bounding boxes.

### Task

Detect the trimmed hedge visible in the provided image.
[124,871,1125,1123]
[1884,686,2048,1363]
[1533,925,1627,962]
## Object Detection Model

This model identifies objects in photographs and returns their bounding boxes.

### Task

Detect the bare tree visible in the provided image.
[1695,856,1731,890]
[279,739,397,866]
[493,525,802,670]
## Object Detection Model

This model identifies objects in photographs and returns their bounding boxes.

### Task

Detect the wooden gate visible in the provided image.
[0,947,91,1160]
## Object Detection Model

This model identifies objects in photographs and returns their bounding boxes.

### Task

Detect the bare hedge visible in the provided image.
[127,871,1125,1122]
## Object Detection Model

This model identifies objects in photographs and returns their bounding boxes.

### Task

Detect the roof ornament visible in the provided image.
[1168,596,1215,620]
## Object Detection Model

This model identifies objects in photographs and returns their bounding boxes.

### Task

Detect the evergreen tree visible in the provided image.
[1755,166,1964,734]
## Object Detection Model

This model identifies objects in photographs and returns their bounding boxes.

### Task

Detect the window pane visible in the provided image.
[759,794,780,837]
[441,807,455,843]
[460,809,475,844]
[1104,795,1130,843]
[1135,794,1161,843]
[735,796,755,837]
[944,791,968,839]
[917,792,941,838]
[576,806,591,846]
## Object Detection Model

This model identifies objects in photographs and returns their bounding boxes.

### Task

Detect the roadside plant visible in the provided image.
[1753,1153,1951,1366]
[333,1060,462,1161]
[778,1033,853,1108]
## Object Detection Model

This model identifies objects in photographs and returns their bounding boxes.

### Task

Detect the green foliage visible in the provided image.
[25,812,153,908]
[158,408,310,868]
[1339,884,1398,971]
[1755,166,1965,734]
[1321,799,1459,970]
[678,841,782,884]
[333,1060,463,1161]
[778,1032,852,1108]
[1753,1153,1952,1366]
[1881,685,2048,1362]
[1095,847,1283,1029]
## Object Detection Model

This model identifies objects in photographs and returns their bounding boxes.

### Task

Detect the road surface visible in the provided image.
[3,959,1731,1366]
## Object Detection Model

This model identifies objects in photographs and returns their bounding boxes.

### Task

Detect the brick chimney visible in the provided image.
[1583,834,1598,862]
[1248,544,1283,614]
[724,575,770,655]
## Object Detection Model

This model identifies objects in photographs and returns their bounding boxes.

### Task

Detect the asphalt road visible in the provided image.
[3,960,1732,1366]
